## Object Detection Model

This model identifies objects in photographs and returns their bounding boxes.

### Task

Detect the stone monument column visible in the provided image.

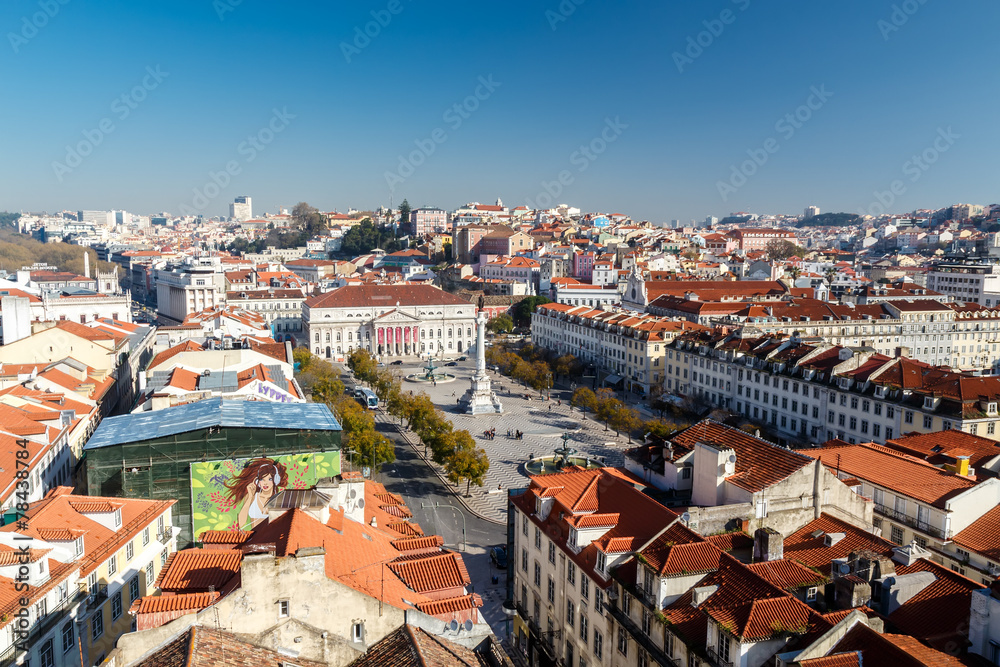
[459,310,503,415]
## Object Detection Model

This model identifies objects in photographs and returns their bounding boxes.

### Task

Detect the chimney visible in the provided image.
[753,527,783,562]
[954,455,971,477]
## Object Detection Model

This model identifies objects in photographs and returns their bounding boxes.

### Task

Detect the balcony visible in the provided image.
[0,590,86,667]
[706,645,735,667]
[606,602,678,666]
[874,504,950,541]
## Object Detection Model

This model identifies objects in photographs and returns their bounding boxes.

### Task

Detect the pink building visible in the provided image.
[572,251,595,281]
[410,207,448,237]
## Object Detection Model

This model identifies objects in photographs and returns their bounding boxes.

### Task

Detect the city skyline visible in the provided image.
[3,1,998,222]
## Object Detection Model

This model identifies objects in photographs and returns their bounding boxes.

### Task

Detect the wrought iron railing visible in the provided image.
[873,504,950,540]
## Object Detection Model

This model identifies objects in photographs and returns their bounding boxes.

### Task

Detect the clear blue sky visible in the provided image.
[2,0,998,223]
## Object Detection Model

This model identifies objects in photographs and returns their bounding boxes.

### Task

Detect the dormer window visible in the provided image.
[596,551,607,575]
[875,386,886,398]
[923,396,935,410]
[74,536,85,557]
[113,509,122,529]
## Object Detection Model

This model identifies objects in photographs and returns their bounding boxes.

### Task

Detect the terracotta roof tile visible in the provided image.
[156,550,243,592]
[388,551,470,594]
[131,591,220,615]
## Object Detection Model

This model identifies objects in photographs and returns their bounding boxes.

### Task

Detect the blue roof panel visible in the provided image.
[84,398,341,450]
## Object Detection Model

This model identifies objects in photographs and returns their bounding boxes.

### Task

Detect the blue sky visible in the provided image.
[2,0,998,223]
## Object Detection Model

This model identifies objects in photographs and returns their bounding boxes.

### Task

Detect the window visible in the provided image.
[522,516,528,536]
[568,561,576,585]
[580,614,588,643]
[594,631,603,660]
[112,591,122,620]
[40,638,54,667]
[142,527,150,546]
[596,551,607,574]
[534,562,541,587]
[891,525,904,544]
[547,577,555,603]
[718,628,731,662]
[549,542,556,564]
[641,610,651,636]
[160,549,168,566]
[88,571,98,592]
[567,600,575,627]
[905,411,914,424]
[535,526,541,550]
[522,548,528,572]
[617,626,629,656]
[92,612,104,641]
[126,541,134,561]
[806,587,818,602]
[352,623,364,642]
[595,588,603,615]
[129,576,140,602]
[108,554,117,576]
[923,415,933,429]
[146,561,155,588]
[62,622,74,654]
[278,600,289,617]
[581,577,589,599]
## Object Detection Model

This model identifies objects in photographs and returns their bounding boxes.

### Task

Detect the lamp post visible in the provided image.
[422,502,467,551]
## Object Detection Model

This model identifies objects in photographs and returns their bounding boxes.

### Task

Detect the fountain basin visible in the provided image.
[524,455,605,476]
[405,373,457,384]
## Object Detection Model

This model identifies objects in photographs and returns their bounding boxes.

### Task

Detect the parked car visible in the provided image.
[457,356,467,362]
[490,545,508,568]
[390,360,403,365]
[445,361,458,367]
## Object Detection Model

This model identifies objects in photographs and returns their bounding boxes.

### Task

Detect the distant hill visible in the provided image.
[0,212,21,229]
[796,212,861,227]
[0,229,116,276]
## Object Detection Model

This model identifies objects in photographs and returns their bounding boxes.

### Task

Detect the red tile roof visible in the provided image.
[156,551,243,592]
[748,559,826,591]
[131,591,220,615]
[670,420,813,493]
[388,551,470,593]
[783,513,896,576]
[305,284,469,309]
[951,503,1000,560]
[805,442,977,508]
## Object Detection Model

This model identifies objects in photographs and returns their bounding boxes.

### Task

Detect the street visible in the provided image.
[377,420,513,639]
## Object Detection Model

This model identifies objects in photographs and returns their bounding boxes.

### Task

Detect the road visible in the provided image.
[376,417,513,639]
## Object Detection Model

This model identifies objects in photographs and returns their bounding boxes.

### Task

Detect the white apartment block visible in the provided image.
[927,258,1000,306]
[532,303,705,397]
[666,329,1000,447]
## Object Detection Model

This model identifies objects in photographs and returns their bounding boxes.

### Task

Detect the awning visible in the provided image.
[603,375,623,386]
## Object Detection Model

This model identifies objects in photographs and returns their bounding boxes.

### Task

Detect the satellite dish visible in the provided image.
[449,620,459,632]
[463,620,473,632]
[348,489,357,499]
[680,512,691,524]
[357,499,365,509]
[728,454,736,464]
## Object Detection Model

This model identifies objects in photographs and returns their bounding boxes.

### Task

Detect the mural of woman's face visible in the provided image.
[258,473,274,494]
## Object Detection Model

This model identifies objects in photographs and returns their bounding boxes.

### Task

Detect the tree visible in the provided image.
[643,419,678,441]
[553,354,579,378]
[486,314,514,335]
[528,360,551,395]
[398,199,412,231]
[611,405,641,442]
[292,202,327,237]
[571,387,598,418]
[445,434,490,496]
[514,296,552,328]
[348,348,378,384]
[766,239,805,261]
[346,427,395,469]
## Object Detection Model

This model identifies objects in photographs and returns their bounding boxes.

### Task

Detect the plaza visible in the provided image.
[378,356,634,522]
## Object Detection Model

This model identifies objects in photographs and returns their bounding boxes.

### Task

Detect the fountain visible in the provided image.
[405,354,457,384]
[524,433,606,476]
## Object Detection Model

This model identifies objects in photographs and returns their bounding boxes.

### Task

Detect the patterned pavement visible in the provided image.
[375,359,633,523]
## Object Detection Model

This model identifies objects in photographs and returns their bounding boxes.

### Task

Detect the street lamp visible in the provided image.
[422,503,467,551]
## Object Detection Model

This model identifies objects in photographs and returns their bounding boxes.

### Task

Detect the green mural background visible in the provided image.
[189,451,341,540]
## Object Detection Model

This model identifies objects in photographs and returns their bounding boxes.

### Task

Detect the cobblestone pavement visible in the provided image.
[374,358,634,523]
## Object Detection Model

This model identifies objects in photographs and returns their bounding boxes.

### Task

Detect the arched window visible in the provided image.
[348,332,353,341]
[325,332,330,342]
[314,332,319,343]
[336,332,341,341]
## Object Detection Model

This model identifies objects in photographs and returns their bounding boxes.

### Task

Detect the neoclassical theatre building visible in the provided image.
[303,284,479,361]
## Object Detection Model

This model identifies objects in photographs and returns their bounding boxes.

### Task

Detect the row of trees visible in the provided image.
[346,349,490,496]
[293,349,395,471]
[570,387,684,443]
[485,343,583,396]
